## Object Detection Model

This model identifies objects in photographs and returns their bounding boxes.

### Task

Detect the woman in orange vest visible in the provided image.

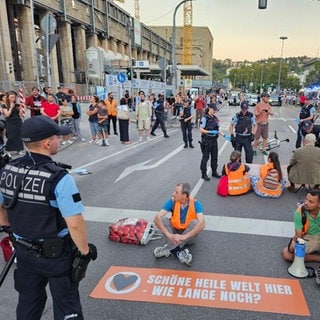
[222,150,251,195]
[251,151,284,198]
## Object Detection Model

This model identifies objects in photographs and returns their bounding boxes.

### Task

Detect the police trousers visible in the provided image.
[235,135,253,163]
[200,138,218,174]
[14,245,84,320]
[180,121,193,144]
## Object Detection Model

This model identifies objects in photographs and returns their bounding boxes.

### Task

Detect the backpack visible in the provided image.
[263,168,279,190]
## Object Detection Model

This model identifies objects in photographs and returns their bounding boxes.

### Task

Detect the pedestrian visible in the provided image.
[281,190,320,262]
[25,87,46,117]
[118,97,131,144]
[0,115,97,319]
[40,93,61,123]
[97,100,109,146]
[166,93,175,119]
[179,98,194,148]
[229,100,256,163]
[199,104,227,181]
[69,95,86,142]
[86,96,99,144]
[194,93,206,128]
[153,182,205,266]
[55,86,67,106]
[150,94,169,138]
[136,90,152,142]
[60,98,74,145]
[105,92,118,135]
[295,96,315,148]
[252,92,273,156]
[2,91,24,155]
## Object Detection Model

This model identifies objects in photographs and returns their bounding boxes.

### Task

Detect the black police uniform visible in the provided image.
[180,104,194,148]
[200,114,220,179]
[151,97,169,137]
[296,104,314,148]
[233,111,254,163]
[0,153,84,320]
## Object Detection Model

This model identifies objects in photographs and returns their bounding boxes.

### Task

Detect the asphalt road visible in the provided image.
[1,102,319,320]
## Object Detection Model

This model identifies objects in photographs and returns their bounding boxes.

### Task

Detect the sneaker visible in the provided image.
[262,150,268,156]
[154,245,171,258]
[177,248,192,265]
[61,141,67,146]
[96,139,101,145]
[72,136,78,140]
[138,137,143,143]
[105,140,110,146]
[253,150,257,156]
[147,136,151,141]
[88,139,95,144]
[81,138,86,142]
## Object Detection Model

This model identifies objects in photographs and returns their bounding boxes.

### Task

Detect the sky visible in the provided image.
[115,0,320,61]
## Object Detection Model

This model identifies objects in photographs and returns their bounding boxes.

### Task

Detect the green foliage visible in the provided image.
[306,62,320,85]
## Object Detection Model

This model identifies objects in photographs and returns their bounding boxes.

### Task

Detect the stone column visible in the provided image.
[74,25,86,73]
[0,0,14,83]
[57,21,75,84]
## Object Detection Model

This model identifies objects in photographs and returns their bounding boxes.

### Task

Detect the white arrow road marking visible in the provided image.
[115,145,184,182]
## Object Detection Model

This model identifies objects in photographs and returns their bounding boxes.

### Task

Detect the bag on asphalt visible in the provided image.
[217,175,228,197]
[263,169,279,190]
[108,218,161,245]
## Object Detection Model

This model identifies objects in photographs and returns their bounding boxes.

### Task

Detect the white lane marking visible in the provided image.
[83,206,293,239]
[288,125,296,134]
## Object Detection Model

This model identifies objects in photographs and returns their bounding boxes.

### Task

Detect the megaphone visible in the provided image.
[288,238,309,278]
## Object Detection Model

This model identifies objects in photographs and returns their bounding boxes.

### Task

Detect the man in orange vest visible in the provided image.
[153,183,205,265]
[281,190,320,262]
[105,92,118,135]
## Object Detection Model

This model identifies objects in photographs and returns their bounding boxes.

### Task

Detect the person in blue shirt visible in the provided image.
[153,182,205,266]
[0,115,97,320]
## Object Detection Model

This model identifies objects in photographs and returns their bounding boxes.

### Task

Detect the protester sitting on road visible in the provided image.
[153,182,205,266]
[281,190,320,262]
[251,151,284,198]
[221,150,251,196]
[287,134,320,192]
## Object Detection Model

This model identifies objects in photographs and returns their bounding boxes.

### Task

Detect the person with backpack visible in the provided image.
[281,190,320,262]
[250,151,284,198]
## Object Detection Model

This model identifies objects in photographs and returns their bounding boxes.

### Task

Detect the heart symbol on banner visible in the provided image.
[112,274,139,291]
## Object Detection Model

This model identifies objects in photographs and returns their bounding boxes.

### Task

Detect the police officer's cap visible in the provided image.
[208,103,218,111]
[21,115,71,142]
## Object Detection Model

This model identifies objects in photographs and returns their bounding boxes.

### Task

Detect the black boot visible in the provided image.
[184,143,188,148]
[189,142,194,148]
[202,173,210,181]
[212,171,221,178]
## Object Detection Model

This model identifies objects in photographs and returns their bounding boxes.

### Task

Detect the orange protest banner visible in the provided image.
[90,266,310,316]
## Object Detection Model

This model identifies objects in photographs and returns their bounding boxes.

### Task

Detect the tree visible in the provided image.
[306,62,320,85]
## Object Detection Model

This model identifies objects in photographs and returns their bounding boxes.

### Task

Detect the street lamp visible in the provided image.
[276,36,288,94]
[171,0,194,96]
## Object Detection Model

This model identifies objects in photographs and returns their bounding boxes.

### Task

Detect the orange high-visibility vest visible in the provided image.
[225,163,251,195]
[171,197,197,230]
[256,162,282,197]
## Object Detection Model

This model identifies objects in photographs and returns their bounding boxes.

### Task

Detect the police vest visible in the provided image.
[299,104,313,121]
[202,115,219,140]
[182,107,192,122]
[235,112,253,135]
[155,100,165,114]
[0,161,67,240]
[171,197,197,230]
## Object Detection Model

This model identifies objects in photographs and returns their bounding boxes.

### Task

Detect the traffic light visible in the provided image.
[258,0,267,9]
[5,61,13,74]
[126,68,132,80]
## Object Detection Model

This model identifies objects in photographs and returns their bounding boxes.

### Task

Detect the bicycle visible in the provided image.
[258,130,290,151]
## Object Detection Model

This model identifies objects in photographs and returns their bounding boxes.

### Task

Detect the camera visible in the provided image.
[264,109,268,113]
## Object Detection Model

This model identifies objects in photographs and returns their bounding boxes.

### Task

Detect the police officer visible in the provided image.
[150,93,169,138]
[229,100,257,164]
[0,115,97,320]
[179,98,194,148]
[199,104,227,181]
[295,96,315,148]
